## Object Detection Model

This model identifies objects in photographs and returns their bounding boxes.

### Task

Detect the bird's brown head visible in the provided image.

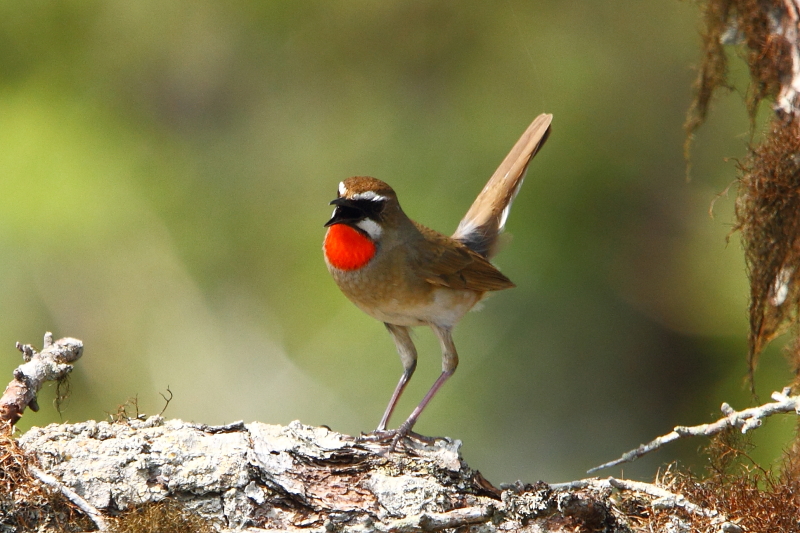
[323,176,401,271]
[324,176,400,235]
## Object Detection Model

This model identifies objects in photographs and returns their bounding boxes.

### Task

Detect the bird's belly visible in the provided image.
[327,261,482,327]
[369,291,479,326]
[355,284,480,327]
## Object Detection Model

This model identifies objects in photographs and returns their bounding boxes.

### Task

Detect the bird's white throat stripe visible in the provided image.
[352,190,387,202]
[338,181,347,196]
[356,219,383,239]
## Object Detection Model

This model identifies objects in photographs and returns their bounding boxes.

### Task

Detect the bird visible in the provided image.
[322,114,552,447]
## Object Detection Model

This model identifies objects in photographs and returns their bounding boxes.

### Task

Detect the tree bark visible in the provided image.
[15,417,648,532]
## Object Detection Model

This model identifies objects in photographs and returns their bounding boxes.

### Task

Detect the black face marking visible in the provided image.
[325,197,386,227]
[352,198,385,220]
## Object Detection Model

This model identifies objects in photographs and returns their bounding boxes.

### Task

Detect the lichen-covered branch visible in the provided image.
[589,388,800,473]
[13,418,690,532]
[552,477,715,518]
[0,332,83,426]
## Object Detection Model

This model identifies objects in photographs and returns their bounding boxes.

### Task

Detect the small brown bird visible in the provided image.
[323,114,552,446]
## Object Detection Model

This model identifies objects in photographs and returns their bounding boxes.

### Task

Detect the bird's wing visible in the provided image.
[412,223,515,292]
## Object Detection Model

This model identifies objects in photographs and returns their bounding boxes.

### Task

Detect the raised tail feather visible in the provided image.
[452,113,552,259]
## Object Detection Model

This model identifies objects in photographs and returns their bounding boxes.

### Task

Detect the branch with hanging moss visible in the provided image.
[688,0,800,390]
[687,0,800,131]
[588,387,800,474]
[0,332,84,427]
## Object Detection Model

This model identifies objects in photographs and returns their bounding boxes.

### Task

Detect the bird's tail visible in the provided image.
[452,113,552,259]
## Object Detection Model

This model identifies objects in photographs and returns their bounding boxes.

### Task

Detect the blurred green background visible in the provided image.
[0,1,794,484]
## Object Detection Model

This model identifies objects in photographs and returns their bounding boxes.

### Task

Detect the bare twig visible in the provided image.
[588,388,800,473]
[158,386,173,416]
[30,465,108,531]
[0,333,83,426]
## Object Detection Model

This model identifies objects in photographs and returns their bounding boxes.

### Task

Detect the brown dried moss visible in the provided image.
[734,116,800,385]
[686,0,733,143]
[687,0,791,141]
[646,432,800,533]
[109,500,214,533]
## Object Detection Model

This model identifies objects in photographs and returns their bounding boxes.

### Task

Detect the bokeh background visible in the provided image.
[0,1,794,484]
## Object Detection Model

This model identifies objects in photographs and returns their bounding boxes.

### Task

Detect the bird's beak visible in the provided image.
[324,197,359,227]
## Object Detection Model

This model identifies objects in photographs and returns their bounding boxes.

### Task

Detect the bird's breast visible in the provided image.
[323,224,377,271]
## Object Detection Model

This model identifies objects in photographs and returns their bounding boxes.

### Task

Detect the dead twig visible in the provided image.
[588,388,800,473]
[30,465,108,531]
[0,332,84,426]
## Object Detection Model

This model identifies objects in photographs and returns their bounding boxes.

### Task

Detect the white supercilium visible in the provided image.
[352,191,387,202]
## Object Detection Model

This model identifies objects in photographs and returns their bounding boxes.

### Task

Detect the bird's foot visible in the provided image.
[358,424,435,452]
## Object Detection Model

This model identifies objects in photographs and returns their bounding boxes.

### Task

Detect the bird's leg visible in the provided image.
[377,323,417,431]
[388,325,458,450]
[377,363,416,431]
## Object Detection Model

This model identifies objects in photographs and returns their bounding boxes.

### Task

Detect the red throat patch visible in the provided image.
[324,224,377,270]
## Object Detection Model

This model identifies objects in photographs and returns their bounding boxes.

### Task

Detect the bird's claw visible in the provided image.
[357,426,436,452]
